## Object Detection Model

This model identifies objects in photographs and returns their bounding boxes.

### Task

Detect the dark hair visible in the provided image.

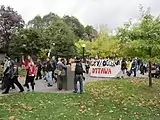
[76,57,80,60]
[61,58,64,61]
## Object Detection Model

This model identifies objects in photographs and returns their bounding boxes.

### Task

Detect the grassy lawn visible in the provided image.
[0,79,160,120]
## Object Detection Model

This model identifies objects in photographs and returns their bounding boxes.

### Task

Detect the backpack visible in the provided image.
[75,63,83,74]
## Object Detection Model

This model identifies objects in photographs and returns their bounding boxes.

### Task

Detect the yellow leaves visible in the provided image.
[153,100,160,105]
[21,104,33,111]
[109,110,114,113]
[9,108,18,112]
[8,116,15,120]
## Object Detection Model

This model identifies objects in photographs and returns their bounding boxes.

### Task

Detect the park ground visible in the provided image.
[0,78,160,120]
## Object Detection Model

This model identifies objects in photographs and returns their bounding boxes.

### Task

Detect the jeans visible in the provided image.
[130,68,137,77]
[74,74,83,93]
[44,71,53,85]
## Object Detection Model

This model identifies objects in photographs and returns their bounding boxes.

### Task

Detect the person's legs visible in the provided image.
[133,68,137,77]
[2,76,11,94]
[1,75,8,90]
[39,70,42,79]
[46,71,53,86]
[129,69,133,77]
[79,75,84,93]
[30,76,35,91]
[23,74,28,86]
[25,78,30,91]
[13,77,24,92]
[74,75,78,93]
[35,71,39,80]
[52,71,57,82]
[36,70,42,80]
[11,83,15,89]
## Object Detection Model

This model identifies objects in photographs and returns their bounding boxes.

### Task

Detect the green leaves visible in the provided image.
[9,28,44,56]
[117,7,160,60]
[0,5,24,52]
[75,33,121,58]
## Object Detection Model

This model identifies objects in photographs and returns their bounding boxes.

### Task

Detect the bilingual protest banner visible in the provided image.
[90,65,121,78]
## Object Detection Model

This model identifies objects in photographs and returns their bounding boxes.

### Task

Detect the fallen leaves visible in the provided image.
[21,104,33,111]
[80,105,86,111]
[8,116,15,120]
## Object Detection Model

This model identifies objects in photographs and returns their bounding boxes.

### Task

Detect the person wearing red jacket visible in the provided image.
[22,55,31,87]
[26,60,36,91]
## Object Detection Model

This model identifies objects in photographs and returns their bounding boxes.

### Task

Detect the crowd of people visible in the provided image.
[0,55,151,94]
[0,55,86,94]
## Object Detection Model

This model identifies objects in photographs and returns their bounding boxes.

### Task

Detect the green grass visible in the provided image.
[0,79,160,120]
[18,68,26,77]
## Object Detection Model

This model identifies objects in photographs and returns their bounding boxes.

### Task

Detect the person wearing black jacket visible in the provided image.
[51,56,57,83]
[35,60,42,80]
[73,57,85,94]
[44,58,53,87]
[0,57,15,90]
[2,60,24,94]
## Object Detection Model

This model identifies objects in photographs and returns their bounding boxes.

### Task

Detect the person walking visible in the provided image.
[44,58,53,87]
[35,59,42,80]
[129,59,138,77]
[22,55,31,86]
[120,58,127,78]
[1,57,15,90]
[51,56,57,83]
[2,60,24,94]
[25,59,36,91]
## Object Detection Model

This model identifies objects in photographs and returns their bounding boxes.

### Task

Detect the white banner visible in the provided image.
[90,65,121,78]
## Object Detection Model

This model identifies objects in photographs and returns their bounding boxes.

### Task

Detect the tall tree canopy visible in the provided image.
[62,15,85,40]
[84,25,98,41]
[0,5,24,52]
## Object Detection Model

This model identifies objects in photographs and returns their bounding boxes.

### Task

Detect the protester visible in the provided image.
[73,57,85,94]
[51,56,57,83]
[43,58,53,87]
[129,59,138,77]
[35,59,42,80]
[1,56,15,90]
[22,55,31,87]
[25,59,36,91]
[2,60,24,94]
[56,58,67,90]
[120,58,127,78]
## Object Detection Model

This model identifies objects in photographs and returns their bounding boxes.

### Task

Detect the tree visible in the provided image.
[62,15,85,40]
[0,5,24,53]
[117,7,160,87]
[27,13,61,28]
[45,20,76,57]
[84,25,98,41]
[27,15,43,28]
[75,31,120,58]
[9,28,45,57]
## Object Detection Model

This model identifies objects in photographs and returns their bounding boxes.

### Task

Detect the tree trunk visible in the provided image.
[148,47,152,87]
[148,60,152,87]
